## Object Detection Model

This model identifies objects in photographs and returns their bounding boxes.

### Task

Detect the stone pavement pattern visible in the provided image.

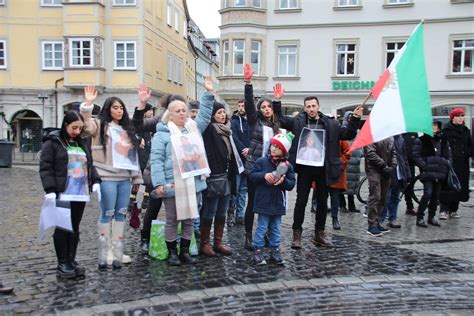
[1,167,474,315]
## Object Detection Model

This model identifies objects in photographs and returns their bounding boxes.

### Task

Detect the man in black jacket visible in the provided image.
[229,99,250,226]
[287,97,362,249]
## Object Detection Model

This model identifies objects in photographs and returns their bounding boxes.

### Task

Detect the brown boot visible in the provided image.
[199,219,215,257]
[311,230,334,247]
[245,231,255,251]
[291,229,302,249]
[213,217,232,255]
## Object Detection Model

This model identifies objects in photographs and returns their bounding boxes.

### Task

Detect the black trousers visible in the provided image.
[292,166,328,232]
[141,197,163,242]
[417,180,441,220]
[244,179,256,234]
[53,201,85,264]
[404,163,416,210]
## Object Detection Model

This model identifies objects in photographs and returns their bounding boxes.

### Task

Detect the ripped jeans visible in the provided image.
[99,180,132,224]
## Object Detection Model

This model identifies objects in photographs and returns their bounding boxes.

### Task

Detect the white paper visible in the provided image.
[230,137,244,174]
[38,199,73,240]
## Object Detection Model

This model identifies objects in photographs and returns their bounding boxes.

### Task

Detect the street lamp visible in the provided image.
[38,93,48,128]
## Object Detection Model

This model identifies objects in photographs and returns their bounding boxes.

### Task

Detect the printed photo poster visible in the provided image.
[296,127,325,167]
[60,147,90,202]
[262,127,287,158]
[171,132,210,179]
[110,126,140,171]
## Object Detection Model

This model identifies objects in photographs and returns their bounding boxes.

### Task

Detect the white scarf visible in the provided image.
[168,120,200,221]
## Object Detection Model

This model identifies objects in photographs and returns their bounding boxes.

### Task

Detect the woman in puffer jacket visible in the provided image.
[412,121,452,228]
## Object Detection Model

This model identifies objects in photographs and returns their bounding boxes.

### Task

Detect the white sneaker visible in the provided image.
[439,212,448,220]
[449,212,460,218]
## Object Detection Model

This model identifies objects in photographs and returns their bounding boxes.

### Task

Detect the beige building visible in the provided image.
[0,0,197,151]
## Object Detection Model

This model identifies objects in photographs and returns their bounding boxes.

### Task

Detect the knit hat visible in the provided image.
[188,100,200,110]
[211,101,225,117]
[271,132,295,155]
[449,108,464,121]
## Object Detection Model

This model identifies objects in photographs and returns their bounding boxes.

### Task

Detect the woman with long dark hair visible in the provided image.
[81,86,143,269]
[40,111,101,278]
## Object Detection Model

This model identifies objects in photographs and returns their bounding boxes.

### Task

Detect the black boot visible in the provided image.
[68,232,85,277]
[179,239,197,264]
[166,241,181,266]
[140,239,149,254]
[54,229,77,279]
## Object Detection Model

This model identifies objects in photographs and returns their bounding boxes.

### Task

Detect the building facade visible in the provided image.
[218,0,474,129]
[0,0,196,150]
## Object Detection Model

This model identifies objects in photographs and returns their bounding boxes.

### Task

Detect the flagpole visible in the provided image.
[359,91,372,109]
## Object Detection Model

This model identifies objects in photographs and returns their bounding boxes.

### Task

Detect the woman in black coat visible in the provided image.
[439,108,473,219]
[39,111,101,278]
[412,121,451,228]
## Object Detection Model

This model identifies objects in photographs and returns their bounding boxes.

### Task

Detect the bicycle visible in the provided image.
[356,174,424,205]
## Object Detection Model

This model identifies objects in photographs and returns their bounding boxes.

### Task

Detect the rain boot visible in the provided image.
[200,218,215,257]
[68,232,85,277]
[166,241,181,266]
[111,220,132,264]
[53,229,76,279]
[179,239,197,264]
[213,217,232,255]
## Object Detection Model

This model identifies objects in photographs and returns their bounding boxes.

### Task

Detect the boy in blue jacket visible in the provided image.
[250,132,296,265]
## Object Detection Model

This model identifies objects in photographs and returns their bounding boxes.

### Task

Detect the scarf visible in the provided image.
[212,123,232,160]
[168,120,200,221]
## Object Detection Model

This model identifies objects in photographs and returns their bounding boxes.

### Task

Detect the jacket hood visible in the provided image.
[156,121,170,133]
[42,129,61,143]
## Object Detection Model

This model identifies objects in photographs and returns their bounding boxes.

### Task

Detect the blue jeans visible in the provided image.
[329,187,340,218]
[99,180,131,224]
[380,184,401,223]
[253,214,282,249]
[229,174,247,219]
[201,194,231,220]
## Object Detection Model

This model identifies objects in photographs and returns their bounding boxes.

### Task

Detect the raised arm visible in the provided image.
[195,75,214,133]
[272,82,294,131]
[132,84,160,133]
[80,85,99,137]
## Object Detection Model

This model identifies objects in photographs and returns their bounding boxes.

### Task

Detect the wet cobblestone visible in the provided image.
[1,167,474,314]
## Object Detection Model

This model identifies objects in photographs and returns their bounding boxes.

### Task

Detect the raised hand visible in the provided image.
[273,83,285,100]
[353,105,364,118]
[204,75,214,93]
[243,63,255,82]
[84,85,97,106]
[138,84,152,109]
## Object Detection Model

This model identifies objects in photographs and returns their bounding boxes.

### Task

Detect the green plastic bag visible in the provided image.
[149,220,199,260]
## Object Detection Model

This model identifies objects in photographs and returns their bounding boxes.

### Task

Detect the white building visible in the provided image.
[217,0,474,127]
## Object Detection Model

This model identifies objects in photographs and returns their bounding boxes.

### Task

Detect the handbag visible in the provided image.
[447,161,461,192]
[206,173,230,197]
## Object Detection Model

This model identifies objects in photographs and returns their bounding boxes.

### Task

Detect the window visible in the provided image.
[42,41,63,70]
[386,42,405,68]
[252,0,262,7]
[174,10,180,33]
[387,0,409,3]
[233,40,244,75]
[250,40,261,76]
[0,40,6,69]
[167,2,173,26]
[452,39,473,73]
[112,0,136,5]
[338,0,359,6]
[69,39,93,67]
[174,57,183,84]
[234,0,245,6]
[0,0,5,5]
[167,54,172,81]
[41,0,61,6]
[183,20,187,38]
[336,43,356,76]
[222,40,229,75]
[277,45,297,76]
[114,41,136,69]
[279,0,298,9]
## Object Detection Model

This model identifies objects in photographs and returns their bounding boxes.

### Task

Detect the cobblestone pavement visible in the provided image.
[1,167,474,315]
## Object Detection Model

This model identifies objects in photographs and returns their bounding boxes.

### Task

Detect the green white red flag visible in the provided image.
[350,22,433,151]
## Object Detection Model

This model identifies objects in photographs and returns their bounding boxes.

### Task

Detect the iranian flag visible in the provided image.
[350,22,433,151]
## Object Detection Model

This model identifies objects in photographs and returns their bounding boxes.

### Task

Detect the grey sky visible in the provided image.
[186,0,221,38]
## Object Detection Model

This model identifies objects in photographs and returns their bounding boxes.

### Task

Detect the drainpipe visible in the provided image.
[194,56,198,100]
[55,77,64,127]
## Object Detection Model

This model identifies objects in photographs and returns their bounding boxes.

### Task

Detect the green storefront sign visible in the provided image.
[332,80,375,90]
